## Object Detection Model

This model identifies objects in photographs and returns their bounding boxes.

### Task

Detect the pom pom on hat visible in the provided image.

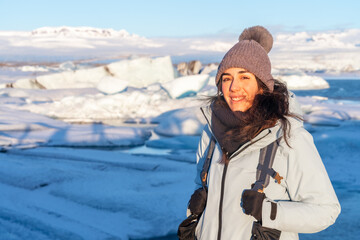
[239,26,273,53]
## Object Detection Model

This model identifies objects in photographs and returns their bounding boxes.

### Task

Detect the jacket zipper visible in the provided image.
[216,132,271,240]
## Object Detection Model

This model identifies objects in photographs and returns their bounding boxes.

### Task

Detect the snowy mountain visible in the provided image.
[274,28,360,50]
[30,26,137,38]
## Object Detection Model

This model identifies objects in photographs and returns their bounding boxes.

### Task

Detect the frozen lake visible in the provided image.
[1,56,360,239]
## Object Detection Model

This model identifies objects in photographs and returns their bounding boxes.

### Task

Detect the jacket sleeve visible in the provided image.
[194,125,211,190]
[262,127,341,233]
[186,126,211,217]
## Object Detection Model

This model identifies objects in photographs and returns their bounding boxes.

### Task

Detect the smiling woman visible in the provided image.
[178,26,340,240]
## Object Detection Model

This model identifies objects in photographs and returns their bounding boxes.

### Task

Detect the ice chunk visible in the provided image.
[96,76,128,94]
[280,75,329,90]
[273,69,329,90]
[304,108,352,127]
[161,74,209,99]
[59,61,78,71]
[304,115,342,126]
[153,107,206,136]
[12,65,109,89]
[297,96,360,120]
[200,63,218,75]
[107,56,175,88]
[19,65,49,72]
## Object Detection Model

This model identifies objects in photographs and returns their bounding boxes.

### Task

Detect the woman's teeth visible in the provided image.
[231,97,244,101]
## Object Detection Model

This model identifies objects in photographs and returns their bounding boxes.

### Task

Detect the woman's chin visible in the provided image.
[229,104,249,112]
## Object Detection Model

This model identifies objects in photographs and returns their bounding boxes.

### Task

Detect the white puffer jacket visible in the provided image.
[193,93,340,240]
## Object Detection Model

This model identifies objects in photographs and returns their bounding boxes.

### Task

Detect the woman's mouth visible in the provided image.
[231,96,246,102]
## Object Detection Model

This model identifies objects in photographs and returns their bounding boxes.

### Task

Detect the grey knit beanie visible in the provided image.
[215,26,274,92]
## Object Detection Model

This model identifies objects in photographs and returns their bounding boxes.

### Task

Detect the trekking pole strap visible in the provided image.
[200,136,216,189]
[252,138,281,192]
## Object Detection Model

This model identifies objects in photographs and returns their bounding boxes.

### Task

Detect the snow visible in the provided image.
[0,26,360,239]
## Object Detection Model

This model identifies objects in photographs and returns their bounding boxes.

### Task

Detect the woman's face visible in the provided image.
[221,68,261,112]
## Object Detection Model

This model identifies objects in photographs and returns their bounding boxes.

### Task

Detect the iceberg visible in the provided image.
[6,56,175,90]
[273,69,330,90]
[107,56,175,88]
[161,74,209,99]
[153,107,206,136]
[96,76,128,94]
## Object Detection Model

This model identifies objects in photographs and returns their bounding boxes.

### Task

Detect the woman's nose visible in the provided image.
[230,79,242,92]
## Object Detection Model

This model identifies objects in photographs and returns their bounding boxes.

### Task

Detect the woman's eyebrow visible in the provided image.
[238,71,248,74]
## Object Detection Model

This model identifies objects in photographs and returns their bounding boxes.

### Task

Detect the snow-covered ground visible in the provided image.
[1,27,360,239]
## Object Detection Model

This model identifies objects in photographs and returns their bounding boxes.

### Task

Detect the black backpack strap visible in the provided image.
[252,138,283,192]
[200,136,216,190]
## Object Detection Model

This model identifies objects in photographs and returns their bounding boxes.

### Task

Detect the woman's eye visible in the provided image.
[240,76,249,80]
[222,78,231,82]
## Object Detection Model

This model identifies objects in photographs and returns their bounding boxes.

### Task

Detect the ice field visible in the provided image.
[0,27,360,239]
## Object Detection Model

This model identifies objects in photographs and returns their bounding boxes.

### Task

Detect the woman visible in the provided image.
[184,26,340,240]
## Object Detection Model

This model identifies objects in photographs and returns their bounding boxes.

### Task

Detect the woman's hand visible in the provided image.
[188,188,207,216]
[241,190,266,221]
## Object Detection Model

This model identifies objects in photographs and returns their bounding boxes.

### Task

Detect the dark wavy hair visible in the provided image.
[209,77,302,147]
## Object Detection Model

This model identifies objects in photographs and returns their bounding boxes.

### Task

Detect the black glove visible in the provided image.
[241,190,266,221]
[188,188,207,216]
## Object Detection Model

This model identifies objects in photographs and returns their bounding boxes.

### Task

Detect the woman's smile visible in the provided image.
[230,95,246,102]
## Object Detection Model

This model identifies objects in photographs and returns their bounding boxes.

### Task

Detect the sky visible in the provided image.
[0,0,359,37]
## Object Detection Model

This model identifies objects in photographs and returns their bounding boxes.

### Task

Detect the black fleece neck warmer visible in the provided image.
[210,99,249,156]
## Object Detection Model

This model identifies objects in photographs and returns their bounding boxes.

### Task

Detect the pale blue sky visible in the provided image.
[0,0,359,37]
